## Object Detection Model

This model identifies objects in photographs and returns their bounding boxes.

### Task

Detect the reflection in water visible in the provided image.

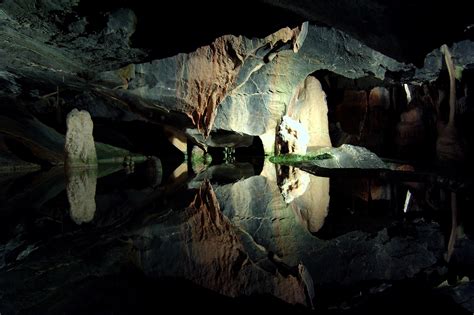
[275,163,330,233]
[137,180,308,305]
[290,173,330,233]
[0,159,470,313]
[66,167,98,225]
[144,157,162,188]
[216,161,328,265]
[277,165,310,204]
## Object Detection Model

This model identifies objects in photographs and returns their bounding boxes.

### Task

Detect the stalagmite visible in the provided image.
[436,45,465,163]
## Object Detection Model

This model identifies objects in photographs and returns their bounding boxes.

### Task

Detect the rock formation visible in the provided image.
[436,45,466,163]
[64,109,97,168]
[287,76,332,149]
[305,144,387,170]
[276,115,310,155]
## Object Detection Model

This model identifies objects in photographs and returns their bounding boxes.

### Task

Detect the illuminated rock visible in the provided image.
[308,144,387,170]
[64,109,97,167]
[277,115,309,155]
[287,76,332,149]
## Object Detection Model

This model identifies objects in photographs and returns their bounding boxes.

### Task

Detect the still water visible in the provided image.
[0,159,472,314]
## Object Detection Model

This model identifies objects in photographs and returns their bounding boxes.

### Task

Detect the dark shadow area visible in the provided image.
[75,0,305,60]
[21,267,312,315]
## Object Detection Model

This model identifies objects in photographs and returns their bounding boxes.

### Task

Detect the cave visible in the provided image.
[1,1,474,314]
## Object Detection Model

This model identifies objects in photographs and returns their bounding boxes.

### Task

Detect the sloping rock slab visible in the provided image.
[299,144,388,176]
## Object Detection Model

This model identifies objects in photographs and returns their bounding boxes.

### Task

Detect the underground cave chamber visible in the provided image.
[1,0,474,314]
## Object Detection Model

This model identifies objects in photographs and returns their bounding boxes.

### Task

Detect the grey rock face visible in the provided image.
[213,25,409,150]
[439,281,474,312]
[415,40,474,82]
[1,0,472,151]
[309,144,388,170]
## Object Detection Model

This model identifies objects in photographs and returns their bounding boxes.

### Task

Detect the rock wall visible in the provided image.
[288,76,332,150]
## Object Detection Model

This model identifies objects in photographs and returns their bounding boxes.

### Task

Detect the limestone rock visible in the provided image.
[277,115,309,155]
[287,76,331,149]
[64,109,97,167]
[359,87,392,151]
[186,128,254,149]
[164,126,187,154]
[128,37,245,134]
[213,24,408,151]
[106,22,408,144]
[275,163,330,233]
[191,146,211,174]
[415,41,474,82]
[105,9,137,45]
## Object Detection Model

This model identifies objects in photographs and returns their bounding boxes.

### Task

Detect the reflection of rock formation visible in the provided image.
[143,157,162,187]
[215,163,446,289]
[216,162,326,264]
[265,165,329,233]
[290,174,330,233]
[66,168,97,225]
[137,180,307,305]
[277,166,310,204]
[275,163,330,232]
[0,163,458,313]
[65,109,97,167]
